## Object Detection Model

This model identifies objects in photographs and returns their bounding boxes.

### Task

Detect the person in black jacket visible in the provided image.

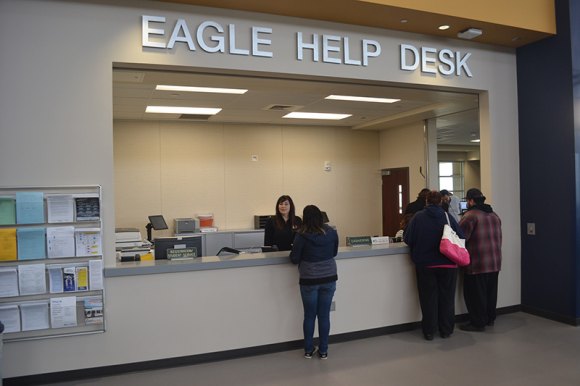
[290,205,338,359]
[404,190,464,341]
[404,188,430,215]
[264,195,302,251]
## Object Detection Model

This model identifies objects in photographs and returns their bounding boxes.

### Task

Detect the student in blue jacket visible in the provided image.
[290,205,338,359]
[404,190,464,341]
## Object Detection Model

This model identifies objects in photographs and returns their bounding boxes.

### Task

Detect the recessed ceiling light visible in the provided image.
[325,95,400,103]
[283,112,351,120]
[400,19,408,24]
[438,25,450,31]
[470,139,481,143]
[146,106,222,115]
[156,85,248,94]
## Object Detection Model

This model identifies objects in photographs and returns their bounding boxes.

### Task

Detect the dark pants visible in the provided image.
[463,271,499,328]
[415,267,458,336]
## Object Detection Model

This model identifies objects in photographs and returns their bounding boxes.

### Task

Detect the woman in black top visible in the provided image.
[264,195,302,251]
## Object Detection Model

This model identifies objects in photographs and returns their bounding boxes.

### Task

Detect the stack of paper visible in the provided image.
[115,228,151,258]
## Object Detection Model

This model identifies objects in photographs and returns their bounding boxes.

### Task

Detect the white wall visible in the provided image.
[379,121,426,197]
[0,0,520,378]
[114,120,382,243]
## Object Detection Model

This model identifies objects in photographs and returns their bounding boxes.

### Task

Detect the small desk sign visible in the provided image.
[167,247,197,260]
[346,236,372,247]
[371,236,390,245]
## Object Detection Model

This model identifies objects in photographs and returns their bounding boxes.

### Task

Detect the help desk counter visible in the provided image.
[101,242,428,363]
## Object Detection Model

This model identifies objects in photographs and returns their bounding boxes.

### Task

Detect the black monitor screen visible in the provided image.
[154,236,203,260]
[148,215,168,230]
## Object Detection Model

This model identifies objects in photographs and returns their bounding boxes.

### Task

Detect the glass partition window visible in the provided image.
[439,162,464,198]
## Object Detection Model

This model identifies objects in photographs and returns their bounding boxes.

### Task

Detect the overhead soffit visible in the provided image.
[154,0,555,48]
[117,0,551,147]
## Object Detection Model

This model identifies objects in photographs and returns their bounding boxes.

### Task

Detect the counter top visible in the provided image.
[104,243,409,277]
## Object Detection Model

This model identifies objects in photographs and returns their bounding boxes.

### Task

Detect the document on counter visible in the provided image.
[0,304,21,333]
[17,227,46,260]
[0,228,17,261]
[16,191,45,224]
[75,228,102,256]
[48,266,64,293]
[0,196,16,225]
[47,226,75,258]
[50,296,77,328]
[18,263,47,295]
[20,301,50,331]
[89,259,103,290]
[46,194,74,223]
[0,267,19,297]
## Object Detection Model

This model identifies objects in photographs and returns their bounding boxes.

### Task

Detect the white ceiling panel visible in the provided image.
[113,67,480,145]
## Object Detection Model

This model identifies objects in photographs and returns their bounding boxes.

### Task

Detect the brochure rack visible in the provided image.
[0,186,105,341]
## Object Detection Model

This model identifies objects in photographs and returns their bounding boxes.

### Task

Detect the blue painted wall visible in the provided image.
[517,0,580,323]
[572,0,580,321]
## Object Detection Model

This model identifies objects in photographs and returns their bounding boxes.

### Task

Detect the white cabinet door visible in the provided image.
[234,231,265,249]
[204,233,234,256]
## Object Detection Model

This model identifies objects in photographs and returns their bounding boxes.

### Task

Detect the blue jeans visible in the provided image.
[300,281,336,353]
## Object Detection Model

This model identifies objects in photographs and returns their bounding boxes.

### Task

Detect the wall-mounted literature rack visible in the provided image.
[0,186,105,341]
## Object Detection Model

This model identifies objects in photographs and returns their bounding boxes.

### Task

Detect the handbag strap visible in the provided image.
[444,212,451,225]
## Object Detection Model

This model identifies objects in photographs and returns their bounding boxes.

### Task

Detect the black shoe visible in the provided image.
[304,350,315,359]
[459,323,485,332]
[487,320,495,326]
[424,333,434,341]
[318,351,328,360]
[440,332,451,339]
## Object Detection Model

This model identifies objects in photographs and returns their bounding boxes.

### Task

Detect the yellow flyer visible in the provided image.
[0,228,17,261]
[76,266,88,291]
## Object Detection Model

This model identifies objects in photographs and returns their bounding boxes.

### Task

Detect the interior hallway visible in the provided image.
[42,312,580,386]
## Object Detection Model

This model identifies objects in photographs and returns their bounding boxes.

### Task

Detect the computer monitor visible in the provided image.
[148,215,168,230]
[460,201,468,213]
[146,215,169,242]
[154,235,203,260]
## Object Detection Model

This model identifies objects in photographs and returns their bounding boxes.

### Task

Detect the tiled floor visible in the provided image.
[46,312,580,386]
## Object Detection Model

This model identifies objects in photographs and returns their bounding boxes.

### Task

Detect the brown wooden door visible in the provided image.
[382,168,410,236]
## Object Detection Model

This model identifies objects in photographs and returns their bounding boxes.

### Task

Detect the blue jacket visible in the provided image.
[290,225,338,285]
[404,205,465,267]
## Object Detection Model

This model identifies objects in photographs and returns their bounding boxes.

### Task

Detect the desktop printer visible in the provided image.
[174,218,198,234]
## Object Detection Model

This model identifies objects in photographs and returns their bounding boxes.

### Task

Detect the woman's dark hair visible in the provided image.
[274,195,297,229]
[299,205,325,235]
[399,213,413,230]
[426,190,442,206]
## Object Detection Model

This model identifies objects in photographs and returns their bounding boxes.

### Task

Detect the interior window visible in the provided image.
[438,161,464,197]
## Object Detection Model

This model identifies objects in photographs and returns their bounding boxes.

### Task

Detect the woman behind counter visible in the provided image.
[264,195,302,251]
[290,205,339,359]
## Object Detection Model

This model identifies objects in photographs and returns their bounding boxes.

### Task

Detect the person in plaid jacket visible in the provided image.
[459,188,502,332]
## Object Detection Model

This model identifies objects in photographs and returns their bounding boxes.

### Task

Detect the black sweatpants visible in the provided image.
[463,271,499,328]
[415,267,458,336]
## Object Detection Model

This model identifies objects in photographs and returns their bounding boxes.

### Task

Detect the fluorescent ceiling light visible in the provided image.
[470,139,481,143]
[156,85,247,94]
[325,95,400,104]
[146,106,222,115]
[283,112,351,120]
[438,25,450,31]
